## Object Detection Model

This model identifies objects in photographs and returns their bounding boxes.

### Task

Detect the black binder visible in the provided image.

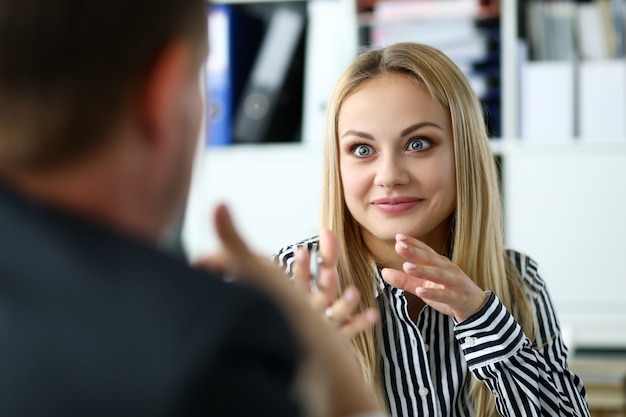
[232,5,306,144]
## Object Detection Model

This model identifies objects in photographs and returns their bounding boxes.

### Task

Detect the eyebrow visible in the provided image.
[340,121,443,140]
[401,122,443,136]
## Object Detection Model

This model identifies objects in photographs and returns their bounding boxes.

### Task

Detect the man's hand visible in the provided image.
[193,203,384,417]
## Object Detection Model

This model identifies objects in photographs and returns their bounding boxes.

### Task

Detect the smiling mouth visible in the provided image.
[372,198,422,214]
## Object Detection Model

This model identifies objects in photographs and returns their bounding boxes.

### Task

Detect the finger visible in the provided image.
[395,240,436,265]
[396,233,437,254]
[310,263,340,312]
[402,261,453,287]
[192,204,243,274]
[324,286,360,324]
[192,247,224,268]
[319,229,340,270]
[380,267,428,293]
[292,246,313,294]
[209,204,290,294]
[317,230,340,301]
[338,308,380,339]
[213,203,253,261]
[395,234,449,269]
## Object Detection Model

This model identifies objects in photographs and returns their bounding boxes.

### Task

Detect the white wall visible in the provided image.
[182,144,323,261]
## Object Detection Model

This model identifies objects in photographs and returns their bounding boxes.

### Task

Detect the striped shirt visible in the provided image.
[274,237,589,417]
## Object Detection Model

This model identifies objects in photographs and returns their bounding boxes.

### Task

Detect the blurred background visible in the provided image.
[176,1,626,413]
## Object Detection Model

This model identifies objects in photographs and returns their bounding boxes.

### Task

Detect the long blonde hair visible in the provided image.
[320,42,534,416]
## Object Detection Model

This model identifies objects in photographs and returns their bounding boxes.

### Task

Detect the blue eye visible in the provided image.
[408,138,431,151]
[352,144,373,157]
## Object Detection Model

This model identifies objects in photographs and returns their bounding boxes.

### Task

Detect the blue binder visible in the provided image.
[203,5,232,147]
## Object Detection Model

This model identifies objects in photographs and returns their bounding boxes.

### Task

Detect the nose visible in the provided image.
[373,153,410,188]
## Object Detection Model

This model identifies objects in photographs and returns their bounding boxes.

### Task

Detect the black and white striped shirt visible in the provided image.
[274,237,589,417]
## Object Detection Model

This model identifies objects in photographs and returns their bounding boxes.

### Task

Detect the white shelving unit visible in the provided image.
[497,0,626,349]
[184,0,626,349]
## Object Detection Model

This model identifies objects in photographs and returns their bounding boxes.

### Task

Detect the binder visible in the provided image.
[203,5,232,147]
[203,4,263,147]
[577,1,610,60]
[525,0,577,61]
[232,6,306,144]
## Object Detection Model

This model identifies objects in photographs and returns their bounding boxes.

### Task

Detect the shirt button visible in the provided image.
[492,390,499,398]
[418,387,429,397]
[424,345,430,353]
[464,336,477,346]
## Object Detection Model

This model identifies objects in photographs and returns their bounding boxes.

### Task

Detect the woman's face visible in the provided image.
[338,74,457,253]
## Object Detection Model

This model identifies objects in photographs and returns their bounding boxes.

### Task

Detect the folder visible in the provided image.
[526,1,577,61]
[232,6,306,144]
[577,2,610,60]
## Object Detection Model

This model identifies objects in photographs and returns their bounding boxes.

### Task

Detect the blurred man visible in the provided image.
[0,1,382,416]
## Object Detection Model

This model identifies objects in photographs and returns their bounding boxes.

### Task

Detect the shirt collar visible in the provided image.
[374,266,388,297]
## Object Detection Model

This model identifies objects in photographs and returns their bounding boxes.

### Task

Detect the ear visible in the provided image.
[138,40,193,146]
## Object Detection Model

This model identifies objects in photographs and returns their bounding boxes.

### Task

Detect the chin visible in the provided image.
[362,227,403,244]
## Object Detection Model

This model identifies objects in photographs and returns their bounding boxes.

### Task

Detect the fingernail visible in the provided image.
[344,287,357,302]
[416,287,426,295]
[404,262,416,271]
[397,233,407,241]
[399,242,408,250]
[365,310,378,322]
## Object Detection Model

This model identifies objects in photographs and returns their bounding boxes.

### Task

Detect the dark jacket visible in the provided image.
[0,185,300,416]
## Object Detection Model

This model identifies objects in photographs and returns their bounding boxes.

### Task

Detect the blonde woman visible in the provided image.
[275,43,589,417]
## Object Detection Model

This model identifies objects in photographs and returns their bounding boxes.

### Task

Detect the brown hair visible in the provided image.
[0,0,206,170]
[321,42,534,416]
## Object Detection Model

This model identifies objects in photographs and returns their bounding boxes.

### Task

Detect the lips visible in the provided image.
[371,196,422,214]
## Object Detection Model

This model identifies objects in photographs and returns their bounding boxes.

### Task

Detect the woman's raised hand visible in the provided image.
[381,233,488,323]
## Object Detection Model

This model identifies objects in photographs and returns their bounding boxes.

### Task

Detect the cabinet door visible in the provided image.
[503,145,626,348]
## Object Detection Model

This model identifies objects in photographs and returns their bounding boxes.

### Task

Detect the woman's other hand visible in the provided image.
[292,229,378,340]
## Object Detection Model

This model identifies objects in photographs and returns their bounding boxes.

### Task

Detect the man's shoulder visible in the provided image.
[0,186,275,331]
[0,190,302,416]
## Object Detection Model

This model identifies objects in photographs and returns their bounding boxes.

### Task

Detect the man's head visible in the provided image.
[0,0,208,241]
